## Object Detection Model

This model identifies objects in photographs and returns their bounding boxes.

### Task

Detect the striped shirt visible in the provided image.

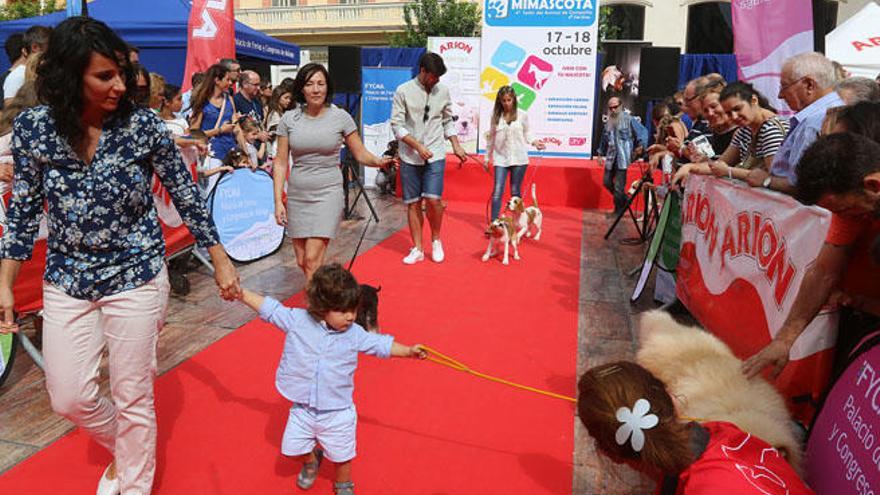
[730,117,789,163]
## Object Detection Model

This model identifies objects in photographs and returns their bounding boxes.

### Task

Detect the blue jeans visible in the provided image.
[491,165,527,220]
[603,166,629,214]
[400,159,446,204]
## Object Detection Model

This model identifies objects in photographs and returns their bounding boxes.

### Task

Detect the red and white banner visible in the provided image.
[732,0,813,114]
[676,176,835,422]
[182,0,236,92]
[152,151,200,257]
[0,187,48,315]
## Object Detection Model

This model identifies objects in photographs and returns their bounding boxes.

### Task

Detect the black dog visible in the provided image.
[356,284,381,332]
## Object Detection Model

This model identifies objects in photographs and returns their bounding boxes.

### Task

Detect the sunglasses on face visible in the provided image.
[608,103,620,110]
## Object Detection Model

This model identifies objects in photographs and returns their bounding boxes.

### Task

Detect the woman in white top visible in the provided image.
[485,85,545,220]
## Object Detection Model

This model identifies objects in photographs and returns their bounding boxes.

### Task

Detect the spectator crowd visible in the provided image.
[588,51,880,493]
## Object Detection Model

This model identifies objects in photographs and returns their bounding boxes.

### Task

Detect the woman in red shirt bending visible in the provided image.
[577,361,814,495]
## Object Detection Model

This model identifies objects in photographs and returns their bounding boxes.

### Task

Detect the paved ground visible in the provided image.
[0,190,665,493]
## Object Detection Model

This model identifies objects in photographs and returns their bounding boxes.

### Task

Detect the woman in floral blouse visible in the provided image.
[0,18,241,495]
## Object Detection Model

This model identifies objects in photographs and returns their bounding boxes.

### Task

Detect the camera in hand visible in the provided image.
[689,134,715,159]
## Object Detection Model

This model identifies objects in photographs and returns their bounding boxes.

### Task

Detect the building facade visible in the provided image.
[234,0,874,58]
[603,0,872,54]
[234,0,409,48]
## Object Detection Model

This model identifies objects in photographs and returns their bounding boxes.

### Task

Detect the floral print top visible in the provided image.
[0,106,219,301]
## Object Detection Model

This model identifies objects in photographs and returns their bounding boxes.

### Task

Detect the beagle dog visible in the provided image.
[506,183,543,241]
[482,216,520,265]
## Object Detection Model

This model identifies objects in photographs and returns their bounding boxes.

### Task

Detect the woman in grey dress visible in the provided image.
[273,63,392,280]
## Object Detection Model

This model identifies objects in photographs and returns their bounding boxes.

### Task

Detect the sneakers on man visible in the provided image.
[402,247,425,265]
[96,464,119,495]
[431,240,445,263]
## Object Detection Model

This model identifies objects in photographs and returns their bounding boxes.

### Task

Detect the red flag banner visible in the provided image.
[182,0,235,92]
[676,175,836,424]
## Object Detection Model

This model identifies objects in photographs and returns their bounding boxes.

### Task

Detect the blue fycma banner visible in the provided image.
[361,67,413,184]
[208,168,284,263]
[361,67,413,127]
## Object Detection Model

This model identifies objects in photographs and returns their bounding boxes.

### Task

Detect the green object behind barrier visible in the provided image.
[659,191,682,273]
[0,332,15,386]
[631,189,677,302]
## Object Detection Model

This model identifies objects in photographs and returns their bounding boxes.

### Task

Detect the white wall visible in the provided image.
[642,0,689,50]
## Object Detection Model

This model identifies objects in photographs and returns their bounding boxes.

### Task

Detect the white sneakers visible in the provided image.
[96,464,119,495]
[431,240,445,263]
[402,240,445,264]
[402,247,425,264]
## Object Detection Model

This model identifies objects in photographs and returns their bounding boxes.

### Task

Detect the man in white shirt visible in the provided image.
[3,25,50,105]
[1,33,25,108]
[391,52,468,265]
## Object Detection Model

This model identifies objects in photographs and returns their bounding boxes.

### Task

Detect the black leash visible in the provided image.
[347,216,372,271]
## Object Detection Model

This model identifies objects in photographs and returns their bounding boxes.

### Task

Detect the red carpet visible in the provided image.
[0,201,582,494]
[438,154,654,210]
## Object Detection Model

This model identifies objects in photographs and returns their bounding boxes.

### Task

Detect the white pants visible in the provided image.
[42,267,170,495]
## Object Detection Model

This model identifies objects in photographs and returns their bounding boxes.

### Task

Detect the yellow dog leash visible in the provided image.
[421,345,705,423]
[423,345,578,403]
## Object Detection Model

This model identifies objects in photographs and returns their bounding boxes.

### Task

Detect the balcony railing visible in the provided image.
[236,3,409,31]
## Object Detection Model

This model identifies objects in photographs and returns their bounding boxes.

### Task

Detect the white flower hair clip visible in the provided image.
[615,398,659,452]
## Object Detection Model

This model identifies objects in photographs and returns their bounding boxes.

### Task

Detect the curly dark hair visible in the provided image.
[292,63,333,107]
[35,17,135,149]
[306,263,361,321]
[795,132,880,205]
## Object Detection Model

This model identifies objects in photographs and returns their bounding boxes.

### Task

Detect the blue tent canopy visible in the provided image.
[0,0,299,86]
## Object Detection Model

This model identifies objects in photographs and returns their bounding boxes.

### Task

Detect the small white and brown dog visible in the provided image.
[482,216,520,265]
[506,183,543,241]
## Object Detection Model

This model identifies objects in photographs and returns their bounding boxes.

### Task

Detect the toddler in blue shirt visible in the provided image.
[240,263,425,495]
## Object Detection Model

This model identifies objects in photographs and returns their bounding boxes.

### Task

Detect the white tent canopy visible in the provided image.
[826,1,880,79]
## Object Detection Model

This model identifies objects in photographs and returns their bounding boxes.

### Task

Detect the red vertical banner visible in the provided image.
[182,0,236,92]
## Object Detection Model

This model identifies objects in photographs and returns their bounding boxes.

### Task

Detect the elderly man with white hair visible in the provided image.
[836,76,880,105]
[746,52,843,194]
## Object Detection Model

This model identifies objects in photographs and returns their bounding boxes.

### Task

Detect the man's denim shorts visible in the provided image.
[400,159,445,204]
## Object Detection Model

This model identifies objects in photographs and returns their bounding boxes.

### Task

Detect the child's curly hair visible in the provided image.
[306,264,361,321]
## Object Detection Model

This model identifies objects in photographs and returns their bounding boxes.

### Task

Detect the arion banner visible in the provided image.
[732,0,813,114]
[427,37,482,154]
[676,175,836,423]
[479,0,599,158]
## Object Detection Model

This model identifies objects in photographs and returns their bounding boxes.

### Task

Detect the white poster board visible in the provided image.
[427,37,482,154]
[479,0,600,158]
